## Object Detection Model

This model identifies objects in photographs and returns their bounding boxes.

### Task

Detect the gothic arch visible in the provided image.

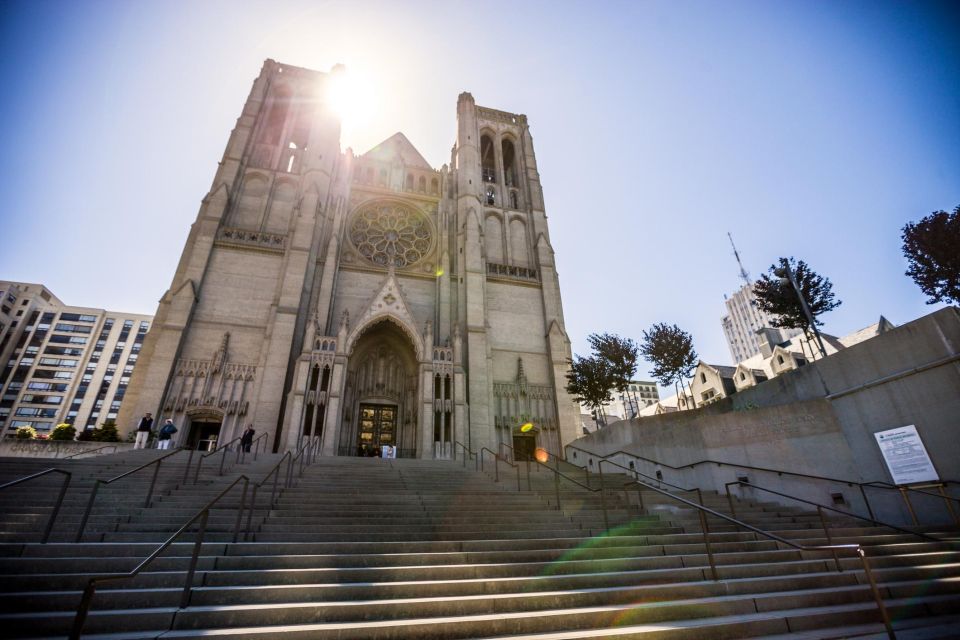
[264,179,297,234]
[233,172,269,228]
[345,314,425,363]
[508,217,529,267]
[484,212,504,263]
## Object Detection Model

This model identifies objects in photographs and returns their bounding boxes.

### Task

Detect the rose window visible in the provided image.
[349,203,433,268]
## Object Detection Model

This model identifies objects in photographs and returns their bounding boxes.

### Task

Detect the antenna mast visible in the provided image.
[727,232,751,286]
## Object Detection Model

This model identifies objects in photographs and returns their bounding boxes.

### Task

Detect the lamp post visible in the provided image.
[775,262,828,359]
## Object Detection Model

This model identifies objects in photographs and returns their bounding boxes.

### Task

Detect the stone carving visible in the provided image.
[216,226,287,253]
[487,262,539,282]
[348,202,432,268]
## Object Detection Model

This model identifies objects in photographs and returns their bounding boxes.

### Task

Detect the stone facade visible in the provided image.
[118,60,579,458]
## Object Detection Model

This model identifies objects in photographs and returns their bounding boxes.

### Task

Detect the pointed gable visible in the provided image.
[344,266,425,361]
[361,132,433,170]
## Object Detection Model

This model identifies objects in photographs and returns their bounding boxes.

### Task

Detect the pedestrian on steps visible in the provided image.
[157,419,178,450]
[134,413,153,449]
[241,425,255,453]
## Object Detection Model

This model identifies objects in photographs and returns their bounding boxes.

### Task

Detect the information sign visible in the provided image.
[874,425,939,486]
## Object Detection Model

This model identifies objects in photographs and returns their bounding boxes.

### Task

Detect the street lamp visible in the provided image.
[775,261,828,359]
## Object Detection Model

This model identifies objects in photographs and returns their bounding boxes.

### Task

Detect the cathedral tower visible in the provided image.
[119,60,578,458]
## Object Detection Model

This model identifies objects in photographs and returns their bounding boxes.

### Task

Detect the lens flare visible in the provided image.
[520,422,534,433]
[534,447,549,463]
[324,67,376,143]
[435,267,444,277]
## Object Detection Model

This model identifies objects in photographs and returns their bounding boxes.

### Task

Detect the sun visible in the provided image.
[325,66,376,147]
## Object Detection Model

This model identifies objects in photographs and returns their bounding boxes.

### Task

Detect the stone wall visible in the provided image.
[567,307,960,526]
[0,440,135,459]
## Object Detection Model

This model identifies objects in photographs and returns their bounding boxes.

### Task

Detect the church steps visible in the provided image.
[6,583,959,638]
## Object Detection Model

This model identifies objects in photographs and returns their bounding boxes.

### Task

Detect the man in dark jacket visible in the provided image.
[157,419,178,450]
[134,413,153,449]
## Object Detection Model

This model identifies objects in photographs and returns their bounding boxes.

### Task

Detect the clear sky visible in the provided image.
[1,0,958,388]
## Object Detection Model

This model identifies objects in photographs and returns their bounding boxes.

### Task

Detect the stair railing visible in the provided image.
[723,480,956,544]
[861,481,960,526]
[243,451,292,541]
[0,469,71,543]
[453,440,478,470]
[497,443,533,490]
[565,442,958,524]
[625,476,896,640]
[238,432,268,465]
[285,441,310,488]
[529,459,609,530]
[75,448,185,542]
[69,474,250,640]
[193,436,243,483]
[61,445,118,460]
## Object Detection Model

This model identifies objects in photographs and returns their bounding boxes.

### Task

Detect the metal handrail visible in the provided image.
[861,481,960,526]
[530,458,609,530]
[193,436,243,483]
[565,442,958,522]
[285,441,309,488]
[625,476,896,639]
[75,448,184,542]
[724,480,955,543]
[0,469,71,543]
[61,445,118,459]
[244,451,291,541]
[453,441,478,470]
[69,475,250,640]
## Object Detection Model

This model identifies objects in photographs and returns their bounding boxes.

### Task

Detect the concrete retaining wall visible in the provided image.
[0,440,135,459]
[567,307,960,526]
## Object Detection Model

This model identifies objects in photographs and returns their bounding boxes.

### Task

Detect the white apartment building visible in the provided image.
[0,281,152,436]
[579,380,660,422]
[721,283,802,363]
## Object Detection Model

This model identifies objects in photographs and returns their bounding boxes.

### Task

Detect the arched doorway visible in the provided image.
[184,408,224,451]
[339,320,420,457]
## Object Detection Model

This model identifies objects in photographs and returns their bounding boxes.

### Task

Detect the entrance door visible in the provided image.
[357,404,397,455]
[513,435,536,461]
[188,420,222,451]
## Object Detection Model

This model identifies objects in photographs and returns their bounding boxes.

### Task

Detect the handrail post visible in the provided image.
[494,453,500,483]
[43,472,71,544]
[70,580,98,640]
[725,482,738,520]
[698,510,719,581]
[900,487,919,525]
[818,505,842,572]
[526,460,531,491]
[636,484,644,515]
[245,485,260,542]
[180,510,209,608]
[194,454,204,484]
[859,547,896,640]
[144,459,162,508]
[219,445,229,476]
[584,465,590,489]
[183,447,195,484]
[599,483,609,530]
[859,484,876,521]
[938,485,960,525]
[76,481,102,543]
[553,465,561,511]
[515,465,521,492]
[232,478,249,544]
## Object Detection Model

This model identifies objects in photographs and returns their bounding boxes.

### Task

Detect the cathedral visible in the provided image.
[118,60,579,458]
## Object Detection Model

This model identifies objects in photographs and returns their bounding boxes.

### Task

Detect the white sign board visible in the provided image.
[874,425,939,486]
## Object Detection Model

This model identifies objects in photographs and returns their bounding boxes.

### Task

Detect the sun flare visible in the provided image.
[325,67,376,147]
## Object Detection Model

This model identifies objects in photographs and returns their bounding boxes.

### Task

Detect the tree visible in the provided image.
[586,332,639,393]
[91,419,121,442]
[639,323,698,409]
[753,257,841,334]
[49,423,77,441]
[901,205,960,305]
[565,355,615,428]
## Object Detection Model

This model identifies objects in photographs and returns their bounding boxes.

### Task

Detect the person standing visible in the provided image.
[240,425,255,453]
[134,413,153,449]
[157,419,178,450]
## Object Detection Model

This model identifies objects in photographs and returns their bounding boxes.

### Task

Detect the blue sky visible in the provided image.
[1,0,958,383]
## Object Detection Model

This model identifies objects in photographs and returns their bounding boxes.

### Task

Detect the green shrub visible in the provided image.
[91,420,121,442]
[49,423,77,441]
[15,426,37,440]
